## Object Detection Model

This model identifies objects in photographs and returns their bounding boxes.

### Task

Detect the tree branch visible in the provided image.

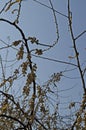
[68,0,86,94]
[33,0,68,18]
[0,18,36,117]
[35,117,48,130]
[75,30,86,40]
[0,114,26,128]
[32,54,78,67]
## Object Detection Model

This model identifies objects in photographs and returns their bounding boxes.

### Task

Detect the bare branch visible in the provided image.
[75,30,86,40]
[49,0,59,42]
[33,0,68,18]
[68,0,86,94]
[32,54,78,67]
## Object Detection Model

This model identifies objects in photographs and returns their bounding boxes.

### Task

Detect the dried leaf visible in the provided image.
[16,44,24,60]
[16,0,21,2]
[69,102,75,109]
[28,37,39,44]
[35,49,43,55]
[13,40,21,46]
[68,56,74,59]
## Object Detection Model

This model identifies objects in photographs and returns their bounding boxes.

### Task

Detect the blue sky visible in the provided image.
[0,0,86,119]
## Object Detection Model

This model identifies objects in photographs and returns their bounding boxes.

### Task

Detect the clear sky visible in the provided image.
[0,0,86,121]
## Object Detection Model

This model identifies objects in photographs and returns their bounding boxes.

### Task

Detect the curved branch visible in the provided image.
[0,114,26,128]
[0,18,36,117]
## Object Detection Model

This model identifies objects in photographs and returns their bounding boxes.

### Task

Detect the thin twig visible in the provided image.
[35,117,48,130]
[33,0,68,18]
[75,30,86,40]
[15,0,22,23]
[40,0,59,52]
[0,55,5,81]
[49,0,59,39]
[0,0,12,14]
[32,54,78,67]
[0,90,25,115]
